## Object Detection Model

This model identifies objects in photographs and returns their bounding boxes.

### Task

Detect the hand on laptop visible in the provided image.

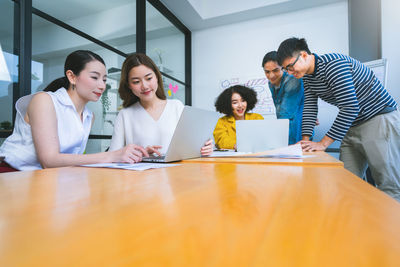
[201,139,214,156]
[146,145,163,157]
[113,144,148,163]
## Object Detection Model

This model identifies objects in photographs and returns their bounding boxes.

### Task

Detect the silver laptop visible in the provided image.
[142,106,220,163]
[236,119,289,153]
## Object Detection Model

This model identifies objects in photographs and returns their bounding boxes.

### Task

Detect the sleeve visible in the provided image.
[213,117,236,149]
[284,75,303,97]
[109,110,127,151]
[298,79,305,105]
[324,60,360,141]
[301,84,318,137]
[175,99,184,114]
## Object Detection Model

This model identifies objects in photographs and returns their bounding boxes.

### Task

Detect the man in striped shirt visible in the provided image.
[277,37,400,202]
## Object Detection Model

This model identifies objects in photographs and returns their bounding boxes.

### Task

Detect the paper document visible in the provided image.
[81,162,180,171]
[247,144,314,159]
[204,144,314,159]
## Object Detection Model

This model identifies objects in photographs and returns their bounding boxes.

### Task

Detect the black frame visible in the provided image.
[32,8,128,58]
[136,0,146,54]
[147,0,192,105]
[1,0,192,140]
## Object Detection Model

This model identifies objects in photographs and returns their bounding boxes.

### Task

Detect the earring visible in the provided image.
[71,83,75,90]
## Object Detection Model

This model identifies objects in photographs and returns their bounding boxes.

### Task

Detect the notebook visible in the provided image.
[236,119,289,153]
[142,106,220,163]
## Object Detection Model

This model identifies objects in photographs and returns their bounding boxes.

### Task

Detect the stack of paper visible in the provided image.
[208,144,314,159]
[81,162,180,171]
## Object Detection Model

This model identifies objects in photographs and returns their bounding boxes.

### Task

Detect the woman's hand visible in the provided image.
[113,144,149,163]
[146,145,162,156]
[200,139,214,156]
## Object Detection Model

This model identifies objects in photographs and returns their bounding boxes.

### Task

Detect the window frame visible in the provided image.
[1,0,192,140]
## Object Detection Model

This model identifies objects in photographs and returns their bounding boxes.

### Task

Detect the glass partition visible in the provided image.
[0,0,17,134]
[146,2,186,104]
[2,0,191,152]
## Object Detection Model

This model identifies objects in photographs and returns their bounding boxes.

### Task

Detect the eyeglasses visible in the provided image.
[283,54,300,72]
[264,67,282,75]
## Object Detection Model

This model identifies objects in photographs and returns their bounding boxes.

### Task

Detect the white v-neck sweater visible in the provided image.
[109,99,184,154]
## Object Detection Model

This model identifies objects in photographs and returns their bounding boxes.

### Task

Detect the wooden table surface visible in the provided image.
[184,151,344,167]
[0,163,399,266]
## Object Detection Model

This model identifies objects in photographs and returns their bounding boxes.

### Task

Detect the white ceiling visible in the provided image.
[187,0,291,19]
[160,0,346,30]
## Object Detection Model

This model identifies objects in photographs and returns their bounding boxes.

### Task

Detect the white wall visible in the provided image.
[381,0,400,104]
[192,2,349,111]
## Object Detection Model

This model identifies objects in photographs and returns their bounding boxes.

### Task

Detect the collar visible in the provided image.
[310,53,319,76]
[244,113,253,120]
[226,115,236,123]
[53,88,93,121]
[269,71,288,89]
[226,113,254,121]
[54,87,75,107]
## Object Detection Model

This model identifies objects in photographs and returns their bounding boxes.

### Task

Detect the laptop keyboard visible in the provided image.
[142,155,166,162]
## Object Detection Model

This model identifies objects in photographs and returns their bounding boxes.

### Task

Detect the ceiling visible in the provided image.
[160,0,346,30]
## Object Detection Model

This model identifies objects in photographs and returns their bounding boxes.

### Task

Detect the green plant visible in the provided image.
[0,121,12,130]
[101,84,112,118]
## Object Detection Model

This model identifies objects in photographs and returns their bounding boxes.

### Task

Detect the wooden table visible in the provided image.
[184,151,344,167]
[0,163,399,266]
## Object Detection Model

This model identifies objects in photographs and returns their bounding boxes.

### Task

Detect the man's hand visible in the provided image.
[299,140,327,152]
[299,135,334,152]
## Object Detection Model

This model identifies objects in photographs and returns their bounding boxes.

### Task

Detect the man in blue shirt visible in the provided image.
[277,37,400,202]
[262,51,304,144]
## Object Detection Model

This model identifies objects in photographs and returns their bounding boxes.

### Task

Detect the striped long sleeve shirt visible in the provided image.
[302,53,397,141]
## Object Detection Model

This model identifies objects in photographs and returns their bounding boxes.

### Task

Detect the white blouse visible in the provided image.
[109,99,184,154]
[0,88,93,170]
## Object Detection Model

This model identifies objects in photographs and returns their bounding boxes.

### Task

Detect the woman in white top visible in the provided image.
[109,53,213,156]
[0,50,148,172]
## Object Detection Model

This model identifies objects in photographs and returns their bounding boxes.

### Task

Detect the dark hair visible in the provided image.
[262,51,278,67]
[214,85,257,116]
[44,50,105,92]
[277,37,311,66]
[119,53,166,108]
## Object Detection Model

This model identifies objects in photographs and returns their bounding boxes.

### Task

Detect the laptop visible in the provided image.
[142,106,220,163]
[236,119,289,153]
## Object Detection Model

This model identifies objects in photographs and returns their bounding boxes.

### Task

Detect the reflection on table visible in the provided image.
[0,163,399,266]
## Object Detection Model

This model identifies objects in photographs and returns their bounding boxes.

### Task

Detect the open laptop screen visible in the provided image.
[142,106,220,162]
[236,119,289,153]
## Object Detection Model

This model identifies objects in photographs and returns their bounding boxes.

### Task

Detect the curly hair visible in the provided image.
[119,53,166,108]
[214,85,258,116]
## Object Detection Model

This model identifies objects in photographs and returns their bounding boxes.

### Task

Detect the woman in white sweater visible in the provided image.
[109,53,213,156]
[0,50,148,172]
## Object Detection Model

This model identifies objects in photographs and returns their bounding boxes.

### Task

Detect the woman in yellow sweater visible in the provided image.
[213,85,264,149]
